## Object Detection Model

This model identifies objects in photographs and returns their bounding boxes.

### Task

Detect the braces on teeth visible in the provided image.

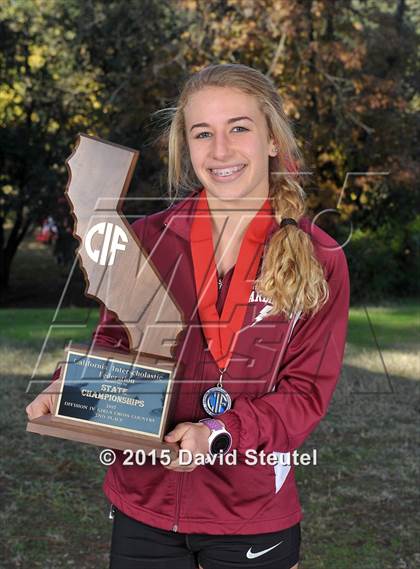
[211,165,245,177]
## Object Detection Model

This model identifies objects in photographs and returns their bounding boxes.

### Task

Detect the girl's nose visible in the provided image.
[211,133,232,161]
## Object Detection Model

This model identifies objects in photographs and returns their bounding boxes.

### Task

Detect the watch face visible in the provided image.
[211,433,231,454]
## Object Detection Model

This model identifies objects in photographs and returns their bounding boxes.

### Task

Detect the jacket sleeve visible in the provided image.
[221,245,350,455]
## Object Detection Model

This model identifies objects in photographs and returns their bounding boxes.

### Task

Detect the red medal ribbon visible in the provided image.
[190,188,273,370]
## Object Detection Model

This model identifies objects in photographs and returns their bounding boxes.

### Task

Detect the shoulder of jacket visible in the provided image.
[129,209,166,237]
[128,190,198,240]
[127,199,183,239]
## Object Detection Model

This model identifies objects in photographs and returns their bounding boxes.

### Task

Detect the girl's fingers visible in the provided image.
[26,392,54,420]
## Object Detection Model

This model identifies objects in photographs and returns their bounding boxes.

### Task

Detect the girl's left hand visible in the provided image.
[163,422,211,472]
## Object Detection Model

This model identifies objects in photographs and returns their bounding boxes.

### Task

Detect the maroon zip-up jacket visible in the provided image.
[51,188,350,535]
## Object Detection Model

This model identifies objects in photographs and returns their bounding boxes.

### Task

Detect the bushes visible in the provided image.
[337,217,420,303]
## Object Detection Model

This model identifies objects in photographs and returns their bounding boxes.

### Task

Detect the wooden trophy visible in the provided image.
[26,133,185,459]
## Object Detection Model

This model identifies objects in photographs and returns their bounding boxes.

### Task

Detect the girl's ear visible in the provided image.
[267,133,279,157]
[269,141,279,157]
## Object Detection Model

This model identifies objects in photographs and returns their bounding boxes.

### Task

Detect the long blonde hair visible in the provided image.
[163,63,329,318]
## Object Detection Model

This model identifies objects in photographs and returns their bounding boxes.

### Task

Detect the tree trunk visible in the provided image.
[0,209,32,292]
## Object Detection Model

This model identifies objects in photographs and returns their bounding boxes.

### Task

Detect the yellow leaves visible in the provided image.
[69,114,89,128]
[408,93,420,113]
[12,81,25,97]
[47,119,60,134]
[28,45,48,71]
[2,185,14,195]
[318,144,345,166]
[0,83,25,122]
[87,92,102,111]
[0,86,15,106]
[181,0,197,10]
[28,53,44,71]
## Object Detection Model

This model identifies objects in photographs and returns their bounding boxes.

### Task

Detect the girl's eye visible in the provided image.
[195,131,211,139]
[194,126,249,139]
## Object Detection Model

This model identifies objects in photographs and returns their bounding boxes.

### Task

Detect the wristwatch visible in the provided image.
[199,418,232,456]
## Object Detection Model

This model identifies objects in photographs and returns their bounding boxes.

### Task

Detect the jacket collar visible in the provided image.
[161,189,201,241]
[161,188,280,243]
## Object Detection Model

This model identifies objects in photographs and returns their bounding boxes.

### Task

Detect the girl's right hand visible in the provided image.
[26,381,58,420]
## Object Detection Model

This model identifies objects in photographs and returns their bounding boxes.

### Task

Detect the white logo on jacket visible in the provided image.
[273,452,291,493]
[249,288,273,327]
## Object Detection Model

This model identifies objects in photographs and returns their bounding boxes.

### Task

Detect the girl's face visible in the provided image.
[184,86,277,203]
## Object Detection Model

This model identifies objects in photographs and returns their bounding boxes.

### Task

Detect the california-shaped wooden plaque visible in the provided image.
[27,134,185,458]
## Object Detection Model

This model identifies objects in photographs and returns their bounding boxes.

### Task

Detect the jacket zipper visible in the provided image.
[172,473,183,532]
[172,320,207,532]
[172,260,227,532]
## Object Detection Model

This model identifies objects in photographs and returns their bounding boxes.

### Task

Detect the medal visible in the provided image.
[190,189,274,417]
[202,368,232,416]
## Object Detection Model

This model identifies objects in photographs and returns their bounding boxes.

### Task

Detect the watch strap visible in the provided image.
[199,418,225,432]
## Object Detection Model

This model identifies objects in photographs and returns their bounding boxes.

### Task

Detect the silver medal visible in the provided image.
[202,368,232,416]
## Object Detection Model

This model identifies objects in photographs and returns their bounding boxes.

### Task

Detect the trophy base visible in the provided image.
[26,414,179,459]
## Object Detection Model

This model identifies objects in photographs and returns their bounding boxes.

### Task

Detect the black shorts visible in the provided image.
[109,506,301,569]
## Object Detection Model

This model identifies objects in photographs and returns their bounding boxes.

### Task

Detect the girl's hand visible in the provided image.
[163,422,211,472]
[25,381,58,420]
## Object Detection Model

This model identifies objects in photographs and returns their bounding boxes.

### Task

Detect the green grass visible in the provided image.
[347,301,419,349]
[1,307,99,345]
[1,304,419,568]
[1,302,419,350]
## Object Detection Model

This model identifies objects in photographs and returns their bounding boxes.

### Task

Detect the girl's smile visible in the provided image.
[208,162,247,182]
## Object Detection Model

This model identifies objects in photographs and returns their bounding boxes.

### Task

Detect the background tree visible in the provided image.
[0,0,101,290]
[0,0,183,294]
